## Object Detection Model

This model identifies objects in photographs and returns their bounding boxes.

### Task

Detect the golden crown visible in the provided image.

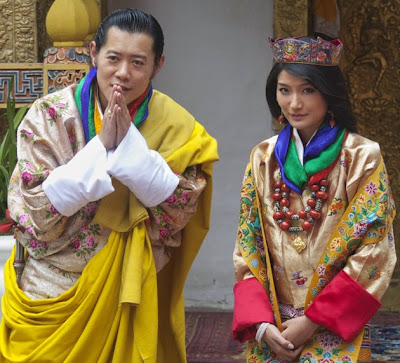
[268,36,343,66]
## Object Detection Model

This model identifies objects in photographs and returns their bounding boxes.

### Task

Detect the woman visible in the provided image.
[1,8,218,362]
[232,36,396,362]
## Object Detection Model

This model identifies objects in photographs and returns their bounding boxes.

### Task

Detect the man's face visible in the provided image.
[90,26,164,110]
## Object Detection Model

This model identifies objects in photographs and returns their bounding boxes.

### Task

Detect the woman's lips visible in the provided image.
[291,114,306,121]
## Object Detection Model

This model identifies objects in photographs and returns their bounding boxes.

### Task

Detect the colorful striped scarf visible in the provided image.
[275,119,346,194]
[74,67,153,142]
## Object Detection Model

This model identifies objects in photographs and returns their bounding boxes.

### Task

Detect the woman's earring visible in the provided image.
[278,112,285,125]
[328,111,336,128]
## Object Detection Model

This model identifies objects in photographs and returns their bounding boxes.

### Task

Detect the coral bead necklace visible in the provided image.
[272,179,329,232]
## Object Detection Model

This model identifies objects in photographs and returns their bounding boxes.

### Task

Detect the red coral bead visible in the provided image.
[308,209,321,219]
[298,210,307,219]
[320,179,329,186]
[307,198,316,207]
[272,193,282,201]
[281,184,290,192]
[280,198,290,207]
[274,181,283,189]
[286,210,295,219]
[280,221,290,231]
[311,184,320,192]
[316,191,328,200]
[273,211,284,220]
[302,220,312,231]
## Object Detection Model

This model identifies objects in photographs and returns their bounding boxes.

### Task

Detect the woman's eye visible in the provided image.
[303,87,315,94]
[108,56,118,62]
[278,88,289,94]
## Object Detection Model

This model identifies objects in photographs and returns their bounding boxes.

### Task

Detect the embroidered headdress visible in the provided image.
[268,36,343,66]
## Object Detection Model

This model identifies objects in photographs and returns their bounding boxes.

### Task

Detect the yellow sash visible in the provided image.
[238,156,394,362]
[0,90,219,362]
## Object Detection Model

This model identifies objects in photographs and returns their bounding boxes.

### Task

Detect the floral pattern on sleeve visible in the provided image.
[19,159,50,188]
[36,94,69,126]
[145,165,207,270]
[68,223,101,262]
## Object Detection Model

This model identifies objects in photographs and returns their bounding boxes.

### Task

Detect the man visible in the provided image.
[1,8,218,362]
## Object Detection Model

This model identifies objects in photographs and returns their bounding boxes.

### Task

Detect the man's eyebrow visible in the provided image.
[105,50,147,59]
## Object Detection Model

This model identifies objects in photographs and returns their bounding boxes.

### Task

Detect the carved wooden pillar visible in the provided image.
[273,0,312,38]
[338,0,400,310]
[0,0,38,63]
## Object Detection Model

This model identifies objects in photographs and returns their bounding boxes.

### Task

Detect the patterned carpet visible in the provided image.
[185,310,400,363]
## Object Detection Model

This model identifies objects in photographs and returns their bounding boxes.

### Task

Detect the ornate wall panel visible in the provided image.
[0,64,43,107]
[273,0,311,38]
[0,0,38,63]
[338,0,400,284]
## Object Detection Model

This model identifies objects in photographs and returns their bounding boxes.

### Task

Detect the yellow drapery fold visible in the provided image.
[0,223,158,362]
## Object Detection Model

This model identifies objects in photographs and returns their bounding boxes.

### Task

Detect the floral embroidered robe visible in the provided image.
[7,85,208,300]
[233,132,396,362]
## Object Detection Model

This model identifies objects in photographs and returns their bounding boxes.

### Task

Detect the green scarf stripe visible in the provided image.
[134,97,148,127]
[305,128,345,176]
[88,86,95,140]
[74,76,85,115]
[284,128,345,190]
[285,139,308,188]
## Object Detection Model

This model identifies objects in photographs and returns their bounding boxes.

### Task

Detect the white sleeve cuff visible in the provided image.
[43,136,115,216]
[106,124,179,207]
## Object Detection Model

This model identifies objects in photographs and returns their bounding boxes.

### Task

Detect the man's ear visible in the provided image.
[152,54,165,79]
[89,41,98,67]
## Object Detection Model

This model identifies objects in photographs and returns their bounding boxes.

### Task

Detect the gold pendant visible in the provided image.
[290,235,307,254]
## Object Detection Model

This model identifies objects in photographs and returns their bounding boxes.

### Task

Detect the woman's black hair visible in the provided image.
[94,8,164,65]
[266,60,357,133]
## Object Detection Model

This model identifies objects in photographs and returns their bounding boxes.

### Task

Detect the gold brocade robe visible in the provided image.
[233,133,396,362]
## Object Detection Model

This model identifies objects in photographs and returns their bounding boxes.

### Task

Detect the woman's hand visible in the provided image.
[281,316,319,348]
[262,324,303,361]
[98,85,131,150]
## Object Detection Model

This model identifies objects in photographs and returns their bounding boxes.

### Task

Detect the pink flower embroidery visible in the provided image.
[162,214,172,223]
[180,191,189,204]
[85,203,97,217]
[18,214,28,225]
[21,129,34,137]
[48,106,57,120]
[353,221,368,238]
[165,194,178,205]
[50,204,59,215]
[73,238,81,250]
[364,181,378,196]
[85,236,95,248]
[317,264,326,276]
[30,239,38,249]
[25,226,35,235]
[21,171,33,185]
[159,227,170,238]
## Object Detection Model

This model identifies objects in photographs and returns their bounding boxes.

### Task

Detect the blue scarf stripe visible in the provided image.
[275,124,303,194]
[303,117,340,161]
[80,67,97,142]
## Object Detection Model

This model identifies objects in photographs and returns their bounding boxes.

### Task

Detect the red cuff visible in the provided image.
[305,270,381,342]
[232,277,274,342]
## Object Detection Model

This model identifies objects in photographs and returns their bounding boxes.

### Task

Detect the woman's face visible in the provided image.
[90,26,164,110]
[276,70,328,144]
